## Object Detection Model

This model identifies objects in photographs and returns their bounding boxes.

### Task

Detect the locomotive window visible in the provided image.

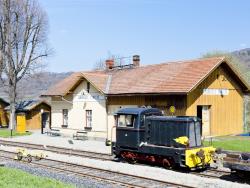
[118,115,135,128]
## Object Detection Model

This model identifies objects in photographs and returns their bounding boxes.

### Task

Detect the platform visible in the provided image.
[0,131,111,154]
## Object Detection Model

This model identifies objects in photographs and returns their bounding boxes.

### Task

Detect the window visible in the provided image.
[62,109,68,127]
[118,114,135,128]
[86,110,92,128]
[87,82,90,93]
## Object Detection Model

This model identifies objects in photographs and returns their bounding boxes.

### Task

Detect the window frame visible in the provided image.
[62,109,68,127]
[87,82,90,93]
[117,114,136,128]
[85,110,92,129]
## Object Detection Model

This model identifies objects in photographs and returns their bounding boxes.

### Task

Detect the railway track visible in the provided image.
[191,169,231,179]
[0,139,112,161]
[0,150,194,188]
[0,139,240,182]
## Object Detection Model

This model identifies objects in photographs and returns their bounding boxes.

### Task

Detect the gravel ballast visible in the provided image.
[1,159,121,188]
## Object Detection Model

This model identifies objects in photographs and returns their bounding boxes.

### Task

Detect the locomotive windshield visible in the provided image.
[118,114,136,128]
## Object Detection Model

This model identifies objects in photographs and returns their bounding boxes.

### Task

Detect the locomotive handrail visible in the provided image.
[110,125,116,144]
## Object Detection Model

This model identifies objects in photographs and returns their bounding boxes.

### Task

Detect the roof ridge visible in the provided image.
[136,56,225,69]
[79,56,225,74]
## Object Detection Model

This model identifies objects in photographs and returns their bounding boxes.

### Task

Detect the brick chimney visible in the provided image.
[105,59,114,70]
[133,55,140,67]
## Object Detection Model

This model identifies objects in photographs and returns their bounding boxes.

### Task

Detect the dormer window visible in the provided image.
[87,82,90,93]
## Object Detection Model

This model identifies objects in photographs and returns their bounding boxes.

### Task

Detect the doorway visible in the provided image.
[197,105,211,136]
[42,112,50,129]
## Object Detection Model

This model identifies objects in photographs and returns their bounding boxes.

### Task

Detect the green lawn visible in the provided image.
[0,129,32,138]
[0,167,74,188]
[204,136,250,152]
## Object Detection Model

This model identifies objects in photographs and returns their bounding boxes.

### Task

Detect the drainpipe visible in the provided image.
[61,96,73,104]
[104,75,112,146]
[105,96,111,146]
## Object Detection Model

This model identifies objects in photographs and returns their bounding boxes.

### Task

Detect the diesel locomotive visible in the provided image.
[112,108,216,169]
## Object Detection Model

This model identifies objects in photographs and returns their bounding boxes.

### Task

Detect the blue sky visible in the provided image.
[40,0,250,72]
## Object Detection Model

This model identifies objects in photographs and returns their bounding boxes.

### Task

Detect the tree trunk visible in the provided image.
[9,83,17,131]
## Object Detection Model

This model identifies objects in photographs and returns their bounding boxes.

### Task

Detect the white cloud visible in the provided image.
[240,43,247,48]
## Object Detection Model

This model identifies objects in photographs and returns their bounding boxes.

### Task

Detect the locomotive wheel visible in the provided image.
[126,157,137,164]
[27,154,32,163]
[121,151,137,164]
[17,152,23,161]
[162,158,174,169]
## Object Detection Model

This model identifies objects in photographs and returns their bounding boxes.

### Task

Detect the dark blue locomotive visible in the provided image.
[112,108,215,169]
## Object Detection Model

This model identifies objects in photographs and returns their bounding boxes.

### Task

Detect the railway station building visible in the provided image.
[42,56,250,140]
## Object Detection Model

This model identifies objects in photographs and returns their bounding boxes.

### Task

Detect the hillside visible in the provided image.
[232,48,250,67]
[0,72,72,102]
[231,48,250,83]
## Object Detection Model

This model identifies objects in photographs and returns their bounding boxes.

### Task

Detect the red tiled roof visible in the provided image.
[42,57,248,96]
[43,72,83,96]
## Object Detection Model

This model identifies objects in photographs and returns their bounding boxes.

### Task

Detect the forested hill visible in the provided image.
[0,72,72,102]
[232,48,250,83]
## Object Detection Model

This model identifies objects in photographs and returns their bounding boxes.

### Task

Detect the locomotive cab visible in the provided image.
[114,108,162,150]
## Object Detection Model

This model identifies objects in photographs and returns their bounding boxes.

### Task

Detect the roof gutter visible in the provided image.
[61,96,73,104]
[106,92,187,97]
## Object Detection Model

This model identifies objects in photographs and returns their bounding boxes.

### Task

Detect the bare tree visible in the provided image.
[93,53,128,70]
[0,0,49,133]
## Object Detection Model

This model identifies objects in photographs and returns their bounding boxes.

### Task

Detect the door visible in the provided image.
[202,106,211,136]
[42,112,50,129]
[116,114,139,148]
[62,109,68,127]
[16,114,26,133]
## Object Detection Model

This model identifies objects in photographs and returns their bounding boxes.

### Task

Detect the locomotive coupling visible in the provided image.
[196,149,205,159]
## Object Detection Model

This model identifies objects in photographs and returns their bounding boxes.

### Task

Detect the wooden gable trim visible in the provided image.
[64,73,105,96]
[188,58,250,94]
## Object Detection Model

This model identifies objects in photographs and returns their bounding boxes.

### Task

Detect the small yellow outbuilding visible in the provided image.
[6,100,51,132]
[0,98,9,128]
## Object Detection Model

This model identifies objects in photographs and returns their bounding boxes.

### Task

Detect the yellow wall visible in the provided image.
[108,95,186,116]
[186,66,244,136]
[26,103,51,130]
[0,102,8,127]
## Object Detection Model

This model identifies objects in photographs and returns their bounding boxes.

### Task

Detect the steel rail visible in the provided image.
[0,139,112,161]
[0,150,194,188]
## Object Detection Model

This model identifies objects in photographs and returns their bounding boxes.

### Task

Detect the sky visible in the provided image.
[40,0,250,72]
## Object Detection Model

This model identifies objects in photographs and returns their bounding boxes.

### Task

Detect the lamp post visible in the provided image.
[41,109,44,134]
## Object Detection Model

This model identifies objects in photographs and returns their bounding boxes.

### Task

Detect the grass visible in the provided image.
[0,129,32,138]
[203,136,250,152]
[0,167,73,188]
